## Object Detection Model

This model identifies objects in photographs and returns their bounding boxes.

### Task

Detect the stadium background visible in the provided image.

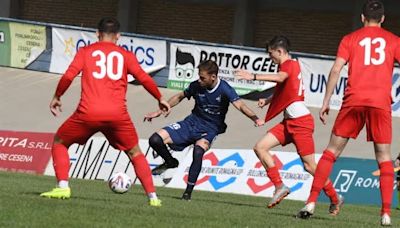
[1,0,400,217]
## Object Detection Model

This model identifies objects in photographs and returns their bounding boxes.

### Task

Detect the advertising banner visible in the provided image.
[44,136,190,186]
[0,130,54,174]
[321,157,398,207]
[168,43,277,95]
[0,21,46,68]
[299,57,348,110]
[49,27,167,78]
[167,149,318,201]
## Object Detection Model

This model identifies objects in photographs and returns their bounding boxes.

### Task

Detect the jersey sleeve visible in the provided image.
[183,81,196,99]
[337,35,350,61]
[223,82,241,103]
[55,48,85,97]
[126,52,161,100]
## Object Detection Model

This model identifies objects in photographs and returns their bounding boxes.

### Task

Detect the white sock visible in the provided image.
[58,180,69,188]
[148,192,158,199]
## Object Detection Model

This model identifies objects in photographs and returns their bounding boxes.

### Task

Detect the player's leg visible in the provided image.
[125,145,161,207]
[367,108,393,225]
[181,138,210,201]
[102,119,161,207]
[397,171,400,210]
[149,128,179,175]
[41,114,95,199]
[254,123,290,208]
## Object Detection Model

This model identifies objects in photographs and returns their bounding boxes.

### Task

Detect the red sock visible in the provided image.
[266,166,283,187]
[307,150,336,204]
[52,143,70,181]
[322,179,338,204]
[131,153,155,194]
[379,161,394,215]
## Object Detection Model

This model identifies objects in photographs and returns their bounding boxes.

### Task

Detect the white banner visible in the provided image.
[299,57,348,110]
[168,43,277,95]
[49,27,167,78]
[391,67,400,117]
[167,148,320,201]
[44,137,190,186]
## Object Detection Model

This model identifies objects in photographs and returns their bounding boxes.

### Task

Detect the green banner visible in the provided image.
[167,79,254,95]
[0,21,11,66]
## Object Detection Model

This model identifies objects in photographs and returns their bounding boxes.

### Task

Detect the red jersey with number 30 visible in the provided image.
[265,59,304,121]
[55,41,161,121]
[338,26,400,111]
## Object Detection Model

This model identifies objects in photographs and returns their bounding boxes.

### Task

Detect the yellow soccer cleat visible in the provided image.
[40,187,71,199]
[148,198,162,207]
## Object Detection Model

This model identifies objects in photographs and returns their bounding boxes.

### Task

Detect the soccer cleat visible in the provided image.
[40,187,71,199]
[151,159,179,175]
[381,213,391,226]
[149,198,162,207]
[181,192,192,201]
[329,194,344,216]
[267,184,290,208]
[296,202,315,219]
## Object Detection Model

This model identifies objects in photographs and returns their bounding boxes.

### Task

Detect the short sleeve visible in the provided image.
[222,82,240,103]
[337,35,350,61]
[184,81,196,99]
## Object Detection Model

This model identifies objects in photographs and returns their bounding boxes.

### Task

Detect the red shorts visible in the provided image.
[56,112,138,151]
[268,114,315,156]
[333,106,391,143]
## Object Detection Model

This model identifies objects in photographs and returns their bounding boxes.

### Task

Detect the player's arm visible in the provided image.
[50,49,85,117]
[258,96,272,108]
[144,91,186,122]
[232,99,264,127]
[127,53,170,115]
[319,57,346,124]
[235,69,288,83]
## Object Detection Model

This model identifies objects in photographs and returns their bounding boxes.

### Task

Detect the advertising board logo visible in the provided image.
[183,151,244,190]
[333,170,357,193]
[247,155,308,194]
[0,31,4,43]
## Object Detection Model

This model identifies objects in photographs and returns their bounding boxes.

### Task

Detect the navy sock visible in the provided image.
[149,133,176,165]
[186,145,206,193]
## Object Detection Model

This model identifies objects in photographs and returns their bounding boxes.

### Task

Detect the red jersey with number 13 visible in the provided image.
[337,26,400,111]
[55,41,161,121]
[265,59,304,121]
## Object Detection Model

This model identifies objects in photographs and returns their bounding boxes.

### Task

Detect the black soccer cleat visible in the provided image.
[151,159,179,175]
[181,192,192,201]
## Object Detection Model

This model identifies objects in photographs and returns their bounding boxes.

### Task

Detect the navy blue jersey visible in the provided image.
[184,79,240,133]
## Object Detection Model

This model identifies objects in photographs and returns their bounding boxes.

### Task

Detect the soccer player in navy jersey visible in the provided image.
[144,60,264,200]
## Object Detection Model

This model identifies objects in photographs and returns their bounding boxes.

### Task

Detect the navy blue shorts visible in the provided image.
[163,117,219,151]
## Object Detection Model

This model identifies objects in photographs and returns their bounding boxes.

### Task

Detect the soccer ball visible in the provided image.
[108,172,132,194]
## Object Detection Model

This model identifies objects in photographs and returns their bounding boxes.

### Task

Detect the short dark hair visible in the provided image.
[97,17,120,34]
[198,60,218,76]
[266,35,291,52]
[362,0,384,22]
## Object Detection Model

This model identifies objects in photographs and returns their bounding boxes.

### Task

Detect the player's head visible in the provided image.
[197,60,218,89]
[96,17,121,42]
[361,0,384,24]
[266,35,290,64]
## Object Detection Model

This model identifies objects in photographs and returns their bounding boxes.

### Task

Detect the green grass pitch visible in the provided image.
[0,171,397,227]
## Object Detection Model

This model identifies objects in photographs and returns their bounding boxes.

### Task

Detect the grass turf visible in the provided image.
[0,171,397,227]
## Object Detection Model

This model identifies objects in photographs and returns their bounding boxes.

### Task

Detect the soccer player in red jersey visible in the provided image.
[40,18,171,207]
[297,1,400,225]
[235,36,341,211]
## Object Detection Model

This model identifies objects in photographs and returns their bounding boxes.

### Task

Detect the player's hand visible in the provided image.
[50,96,62,117]
[144,110,162,122]
[234,69,253,80]
[258,98,267,108]
[254,119,265,127]
[319,102,330,124]
[158,99,171,117]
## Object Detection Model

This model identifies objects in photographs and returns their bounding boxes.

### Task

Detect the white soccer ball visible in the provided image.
[108,172,132,194]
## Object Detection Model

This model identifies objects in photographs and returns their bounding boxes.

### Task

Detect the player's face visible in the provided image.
[198,70,215,88]
[268,47,282,64]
